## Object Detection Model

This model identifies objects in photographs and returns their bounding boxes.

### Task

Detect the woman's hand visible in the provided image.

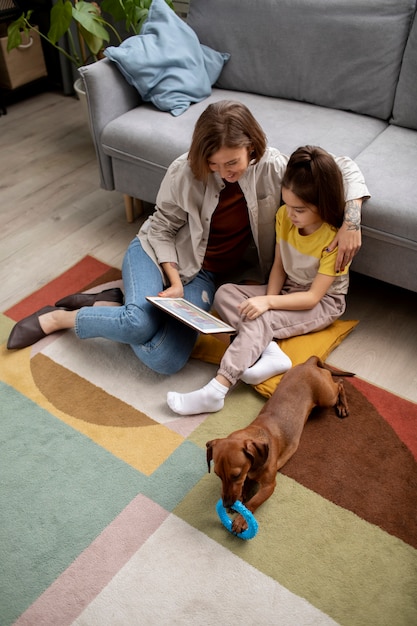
[327,198,362,272]
[327,222,361,272]
[238,296,270,320]
[158,284,184,298]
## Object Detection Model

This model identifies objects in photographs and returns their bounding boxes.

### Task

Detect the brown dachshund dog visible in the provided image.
[206,355,353,533]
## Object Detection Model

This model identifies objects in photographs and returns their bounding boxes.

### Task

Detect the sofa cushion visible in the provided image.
[391,12,417,130]
[187,0,415,121]
[104,0,230,116]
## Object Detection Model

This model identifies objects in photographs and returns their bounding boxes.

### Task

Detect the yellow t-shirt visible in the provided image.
[276,205,349,295]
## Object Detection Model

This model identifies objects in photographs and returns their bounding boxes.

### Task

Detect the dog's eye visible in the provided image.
[230,471,242,482]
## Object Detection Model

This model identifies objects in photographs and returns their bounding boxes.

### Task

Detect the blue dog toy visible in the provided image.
[216,499,259,540]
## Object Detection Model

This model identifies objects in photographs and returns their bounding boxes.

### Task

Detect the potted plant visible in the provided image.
[7,0,174,78]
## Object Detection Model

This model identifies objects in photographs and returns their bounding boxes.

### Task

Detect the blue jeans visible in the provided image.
[75,238,217,375]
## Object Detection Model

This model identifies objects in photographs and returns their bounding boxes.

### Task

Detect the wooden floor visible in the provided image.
[1,90,416,402]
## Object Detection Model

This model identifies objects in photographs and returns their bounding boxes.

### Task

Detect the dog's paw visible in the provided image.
[336,382,349,418]
[336,405,349,418]
[232,514,248,534]
[335,400,349,418]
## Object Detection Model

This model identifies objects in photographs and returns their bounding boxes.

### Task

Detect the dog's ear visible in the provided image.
[206,440,216,473]
[243,439,269,470]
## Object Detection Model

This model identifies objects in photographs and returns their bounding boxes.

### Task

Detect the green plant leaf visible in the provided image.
[77,25,103,55]
[132,8,149,34]
[6,12,36,51]
[101,0,127,23]
[7,18,25,51]
[48,0,73,43]
[72,2,110,42]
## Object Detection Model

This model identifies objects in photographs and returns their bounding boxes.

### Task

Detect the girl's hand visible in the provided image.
[238,296,270,320]
[158,284,184,298]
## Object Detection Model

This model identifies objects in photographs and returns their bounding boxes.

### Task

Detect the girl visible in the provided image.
[167,145,350,414]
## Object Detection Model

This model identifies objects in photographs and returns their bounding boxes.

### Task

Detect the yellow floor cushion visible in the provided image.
[191,319,358,399]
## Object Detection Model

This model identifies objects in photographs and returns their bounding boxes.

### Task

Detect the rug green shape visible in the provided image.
[0,382,143,624]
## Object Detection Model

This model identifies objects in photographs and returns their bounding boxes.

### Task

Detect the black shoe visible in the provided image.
[55,287,124,310]
[7,306,62,350]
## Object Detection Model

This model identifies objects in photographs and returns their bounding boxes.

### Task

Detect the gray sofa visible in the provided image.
[80,0,417,293]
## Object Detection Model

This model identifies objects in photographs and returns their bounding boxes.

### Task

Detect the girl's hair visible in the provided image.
[282,146,345,228]
[188,100,267,180]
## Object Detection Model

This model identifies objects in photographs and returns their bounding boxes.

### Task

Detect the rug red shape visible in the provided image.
[349,376,417,461]
[4,257,119,322]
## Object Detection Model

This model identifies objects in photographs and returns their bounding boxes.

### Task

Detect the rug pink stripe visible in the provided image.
[14,495,169,626]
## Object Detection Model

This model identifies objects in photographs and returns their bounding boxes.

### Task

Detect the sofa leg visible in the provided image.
[123,195,134,222]
[123,195,144,222]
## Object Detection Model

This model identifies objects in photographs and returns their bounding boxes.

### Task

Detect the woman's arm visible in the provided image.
[330,155,370,271]
[145,157,190,264]
[158,262,184,298]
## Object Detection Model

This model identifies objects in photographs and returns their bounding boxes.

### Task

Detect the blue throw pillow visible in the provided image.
[104,0,230,116]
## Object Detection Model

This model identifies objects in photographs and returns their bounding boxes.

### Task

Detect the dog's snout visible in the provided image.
[222,489,238,508]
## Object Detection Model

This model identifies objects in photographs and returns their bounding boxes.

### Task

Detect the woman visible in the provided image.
[7,101,368,375]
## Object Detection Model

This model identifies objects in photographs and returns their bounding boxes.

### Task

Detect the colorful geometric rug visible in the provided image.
[1,256,416,626]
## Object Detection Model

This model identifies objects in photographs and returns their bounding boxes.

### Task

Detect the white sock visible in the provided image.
[241,341,292,385]
[167,378,229,416]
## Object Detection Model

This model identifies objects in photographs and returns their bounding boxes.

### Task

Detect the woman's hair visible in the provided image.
[282,146,345,228]
[188,100,267,180]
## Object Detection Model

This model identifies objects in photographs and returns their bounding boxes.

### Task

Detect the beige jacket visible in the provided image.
[138,147,369,285]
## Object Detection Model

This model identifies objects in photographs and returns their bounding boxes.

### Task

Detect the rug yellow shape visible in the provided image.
[191,319,358,398]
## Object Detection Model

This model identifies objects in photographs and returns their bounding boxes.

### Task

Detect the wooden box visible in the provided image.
[0,26,47,90]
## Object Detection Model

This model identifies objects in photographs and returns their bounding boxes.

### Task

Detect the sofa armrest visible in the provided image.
[79,58,142,190]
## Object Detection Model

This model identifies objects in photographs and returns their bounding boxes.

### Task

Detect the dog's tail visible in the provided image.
[317,358,355,377]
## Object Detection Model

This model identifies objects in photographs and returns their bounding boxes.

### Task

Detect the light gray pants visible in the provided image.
[214,280,346,385]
